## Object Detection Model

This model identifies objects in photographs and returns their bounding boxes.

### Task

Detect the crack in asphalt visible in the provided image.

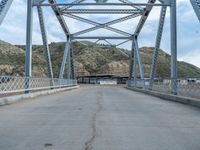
[84,91,103,150]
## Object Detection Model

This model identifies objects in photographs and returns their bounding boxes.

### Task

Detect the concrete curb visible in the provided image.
[0,85,80,106]
[126,86,200,108]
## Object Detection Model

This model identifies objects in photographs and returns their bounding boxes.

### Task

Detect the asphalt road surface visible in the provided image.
[0,85,200,150]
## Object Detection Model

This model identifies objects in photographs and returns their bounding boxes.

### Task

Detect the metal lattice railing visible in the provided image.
[0,76,77,94]
[127,79,200,99]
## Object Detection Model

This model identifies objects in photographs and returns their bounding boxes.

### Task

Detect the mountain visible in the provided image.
[0,40,199,78]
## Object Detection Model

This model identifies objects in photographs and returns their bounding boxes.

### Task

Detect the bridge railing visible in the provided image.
[127,79,200,99]
[0,76,77,94]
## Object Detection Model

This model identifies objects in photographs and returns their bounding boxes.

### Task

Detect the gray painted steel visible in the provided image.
[25,0,33,92]
[0,0,13,25]
[59,38,70,79]
[134,37,144,80]
[129,41,134,80]
[37,6,54,83]
[149,6,167,89]
[170,0,177,94]
[190,0,200,22]
[0,86,200,150]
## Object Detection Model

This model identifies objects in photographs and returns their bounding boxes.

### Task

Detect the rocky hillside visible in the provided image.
[0,40,200,78]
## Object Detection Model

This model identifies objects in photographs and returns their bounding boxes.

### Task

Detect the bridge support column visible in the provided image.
[70,47,75,79]
[170,0,177,95]
[134,37,144,82]
[149,6,167,90]
[59,38,70,79]
[128,41,134,80]
[25,0,33,93]
[37,6,54,87]
[67,46,71,80]
[133,40,137,84]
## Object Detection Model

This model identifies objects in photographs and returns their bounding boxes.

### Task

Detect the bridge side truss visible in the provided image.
[0,0,200,94]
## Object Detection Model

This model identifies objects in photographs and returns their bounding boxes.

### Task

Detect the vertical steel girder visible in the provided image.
[59,38,70,79]
[129,41,134,80]
[25,0,33,78]
[170,0,177,95]
[37,6,54,82]
[149,6,167,89]
[134,37,144,80]
[70,46,75,79]
[190,0,200,22]
[0,0,13,25]
[133,41,137,82]
[25,0,33,92]
[67,48,71,79]
[66,43,74,80]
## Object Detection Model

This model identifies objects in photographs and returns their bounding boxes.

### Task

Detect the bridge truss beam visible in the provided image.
[0,0,183,95]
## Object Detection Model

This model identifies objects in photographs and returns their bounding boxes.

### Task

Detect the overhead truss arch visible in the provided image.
[0,0,200,94]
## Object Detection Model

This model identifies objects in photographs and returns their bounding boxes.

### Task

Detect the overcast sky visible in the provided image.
[0,0,200,68]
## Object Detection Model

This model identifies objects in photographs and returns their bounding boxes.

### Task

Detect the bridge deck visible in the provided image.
[0,85,200,150]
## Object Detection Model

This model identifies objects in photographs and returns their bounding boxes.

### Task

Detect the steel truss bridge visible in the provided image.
[0,0,200,96]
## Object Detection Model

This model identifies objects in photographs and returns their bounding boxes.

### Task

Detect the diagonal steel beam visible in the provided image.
[59,38,70,79]
[0,0,13,25]
[134,37,144,80]
[37,6,54,83]
[190,0,200,22]
[134,0,156,36]
[48,0,70,37]
[64,14,132,36]
[149,6,167,89]
[61,0,85,11]
[66,13,140,36]
[115,39,130,47]
[118,0,143,11]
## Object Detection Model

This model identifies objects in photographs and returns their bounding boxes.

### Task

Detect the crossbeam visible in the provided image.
[72,36,133,40]
[33,3,170,7]
[62,9,142,14]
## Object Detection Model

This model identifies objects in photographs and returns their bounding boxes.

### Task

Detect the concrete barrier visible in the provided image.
[0,85,79,106]
[126,86,200,108]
